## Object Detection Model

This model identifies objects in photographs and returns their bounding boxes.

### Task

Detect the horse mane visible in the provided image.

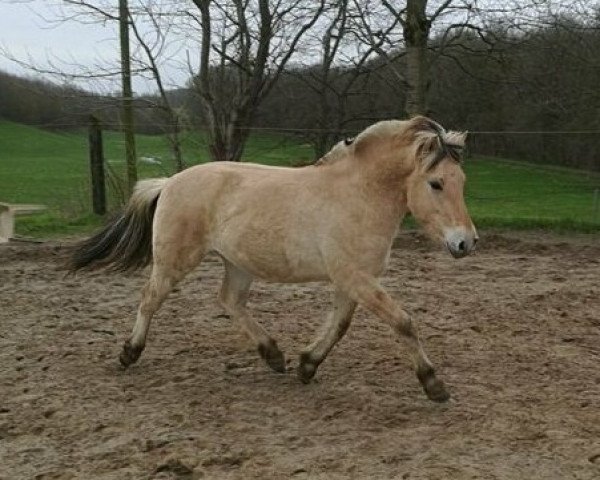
[314,116,466,169]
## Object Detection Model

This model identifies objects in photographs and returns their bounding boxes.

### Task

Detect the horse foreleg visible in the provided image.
[332,267,449,403]
[298,289,356,383]
[219,260,286,373]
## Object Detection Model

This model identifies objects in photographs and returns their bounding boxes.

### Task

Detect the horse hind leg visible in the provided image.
[120,242,206,367]
[298,289,356,383]
[219,259,286,373]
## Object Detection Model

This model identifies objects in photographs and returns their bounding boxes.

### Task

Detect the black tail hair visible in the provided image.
[69,195,159,273]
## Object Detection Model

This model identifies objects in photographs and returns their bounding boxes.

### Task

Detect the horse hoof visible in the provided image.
[119,340,144,367]
[258,341,286,373]
[417,367,450,403]
[422,377,450,403]
[297,352,317,384]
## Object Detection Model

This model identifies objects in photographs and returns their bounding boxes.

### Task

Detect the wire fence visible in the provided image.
[6,120,600,135]
[0,122,599,232]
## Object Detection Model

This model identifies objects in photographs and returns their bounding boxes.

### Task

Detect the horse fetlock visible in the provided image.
[119,340,145,367]
[297,352,319,384]
[258,340,286,373]
[417,366,450,403]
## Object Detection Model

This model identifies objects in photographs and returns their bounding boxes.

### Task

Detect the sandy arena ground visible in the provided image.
[1,232,599,479]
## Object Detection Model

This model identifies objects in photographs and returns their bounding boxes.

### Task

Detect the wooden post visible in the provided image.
[89,116,106,215]
[0,203,14,242]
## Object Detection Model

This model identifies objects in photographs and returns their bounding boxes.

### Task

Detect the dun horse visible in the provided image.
[70,116,478,402]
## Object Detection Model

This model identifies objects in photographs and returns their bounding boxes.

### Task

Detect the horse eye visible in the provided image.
[429,180,443,191]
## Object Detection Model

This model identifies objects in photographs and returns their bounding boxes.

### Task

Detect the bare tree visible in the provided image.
[128,2,187,172]
[68,0,188,174]
[188,0,325,162]
[290,0,402,157]
[2,0,141,192]
[3,0,192,178]
[350,0,466,116]
[351,0,552,117]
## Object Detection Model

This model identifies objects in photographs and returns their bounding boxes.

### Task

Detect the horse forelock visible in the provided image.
[408,116,467,171]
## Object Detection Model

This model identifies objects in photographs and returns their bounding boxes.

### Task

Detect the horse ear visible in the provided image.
[445,130,468,145]
[427,135,443,155]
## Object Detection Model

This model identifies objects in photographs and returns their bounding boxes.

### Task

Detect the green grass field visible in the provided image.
[463,156,600,231]
[1,120,599,237]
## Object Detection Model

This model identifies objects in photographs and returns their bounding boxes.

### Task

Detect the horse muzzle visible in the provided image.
[444,227,478,259]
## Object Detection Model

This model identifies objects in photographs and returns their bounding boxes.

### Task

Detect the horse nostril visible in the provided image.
[458,240,465,251]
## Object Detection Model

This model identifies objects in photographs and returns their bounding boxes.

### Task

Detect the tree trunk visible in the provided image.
[169,123,185,172]
[404,0,430,117]
[119,0,137,196]
[313,90,331,159]
[225,106,253,162]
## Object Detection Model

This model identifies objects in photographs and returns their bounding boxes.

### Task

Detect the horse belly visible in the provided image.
[214,233,328,283]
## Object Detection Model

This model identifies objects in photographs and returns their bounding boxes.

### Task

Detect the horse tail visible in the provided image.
[69,178,168,272]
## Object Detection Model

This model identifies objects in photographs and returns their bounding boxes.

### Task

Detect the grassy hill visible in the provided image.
[1,120,599,237]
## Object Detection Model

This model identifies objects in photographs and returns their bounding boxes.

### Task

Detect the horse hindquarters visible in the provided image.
[120,183,212,367]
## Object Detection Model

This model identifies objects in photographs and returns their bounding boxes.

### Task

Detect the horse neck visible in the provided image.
[318,154,409,224]
[355,154,411,211]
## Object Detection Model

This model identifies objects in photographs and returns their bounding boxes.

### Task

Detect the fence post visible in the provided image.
[89,115,106,215]
[594,188,599,224]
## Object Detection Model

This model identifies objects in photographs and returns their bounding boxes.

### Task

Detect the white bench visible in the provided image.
[0,202,47,243]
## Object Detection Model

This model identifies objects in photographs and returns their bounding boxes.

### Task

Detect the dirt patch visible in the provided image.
[1,233,599,479]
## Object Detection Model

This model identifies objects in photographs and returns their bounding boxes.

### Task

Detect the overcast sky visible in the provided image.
[0,0,190,93]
